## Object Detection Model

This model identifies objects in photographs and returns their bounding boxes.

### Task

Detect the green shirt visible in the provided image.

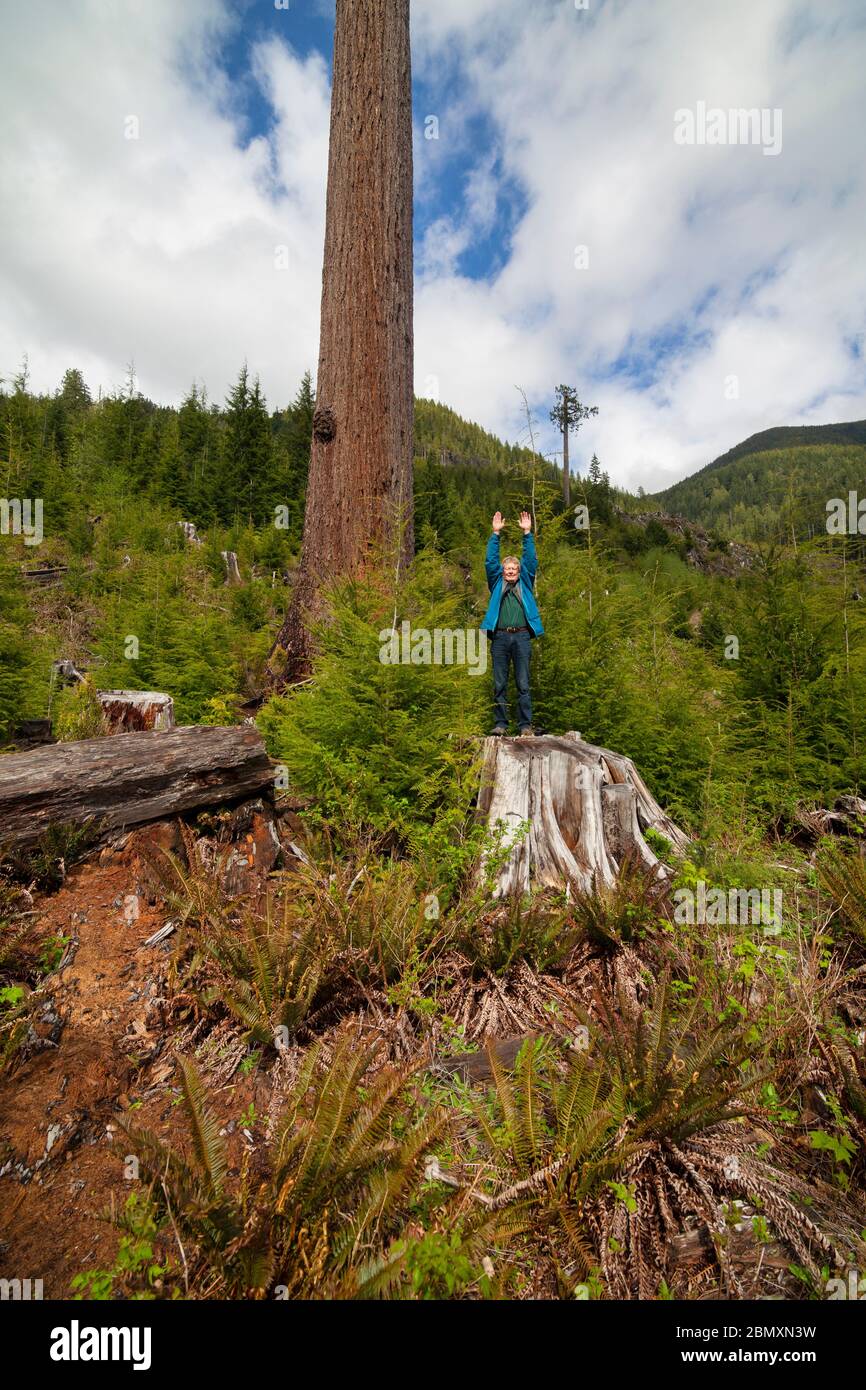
[497,586,525,629]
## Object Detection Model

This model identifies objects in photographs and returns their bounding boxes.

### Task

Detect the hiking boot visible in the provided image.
[491,725,508,737]
[518,726,535,738]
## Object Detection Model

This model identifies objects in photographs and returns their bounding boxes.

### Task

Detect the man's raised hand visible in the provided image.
[492,511,505,534]
[519,510,532,533]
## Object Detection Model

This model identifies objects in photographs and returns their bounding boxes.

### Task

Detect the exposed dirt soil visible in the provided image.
[0,846,264,1296]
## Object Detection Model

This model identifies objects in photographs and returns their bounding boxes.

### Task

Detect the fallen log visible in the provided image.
[795,795,866,840]
[22,565,68,587]
[51,659,85,683]
[476,731,689,898]
[431,1034,540,1084]
[667,1221,792,1274]
[0,725,274,851]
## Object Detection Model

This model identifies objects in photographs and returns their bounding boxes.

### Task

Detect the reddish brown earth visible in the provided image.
[0,840,267,1297]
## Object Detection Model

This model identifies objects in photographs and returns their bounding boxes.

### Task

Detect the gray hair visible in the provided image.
[502,555,520,567]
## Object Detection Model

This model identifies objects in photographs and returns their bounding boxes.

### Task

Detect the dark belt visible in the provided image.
[498,625,529,633]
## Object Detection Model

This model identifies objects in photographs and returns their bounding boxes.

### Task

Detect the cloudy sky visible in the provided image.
[2,0,865,490]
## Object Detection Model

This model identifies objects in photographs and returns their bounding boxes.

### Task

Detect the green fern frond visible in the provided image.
[176,1055,228,1197]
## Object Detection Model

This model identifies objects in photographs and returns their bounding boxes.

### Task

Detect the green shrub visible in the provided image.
[53,676,108,741]
[258,549,487,894]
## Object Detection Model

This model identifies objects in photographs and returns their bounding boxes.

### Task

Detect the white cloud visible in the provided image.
[412,0,866,485]
[1,0,864,490]
[0,0,329,407]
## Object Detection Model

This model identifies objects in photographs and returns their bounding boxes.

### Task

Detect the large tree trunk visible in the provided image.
[476,732,689,898]
[268,0,414,684]
[0,726,274,851]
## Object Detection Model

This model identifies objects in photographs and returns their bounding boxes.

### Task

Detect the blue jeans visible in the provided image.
[491,629,532,729]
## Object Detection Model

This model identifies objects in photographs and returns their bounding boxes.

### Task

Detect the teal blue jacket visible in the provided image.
[481,532,544,637]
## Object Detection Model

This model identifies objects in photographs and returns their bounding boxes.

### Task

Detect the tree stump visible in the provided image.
[221,550,242,586]
[49,661,175,734]
[178,520,203,546]
[96,691,175,733]
[476,732,689,897]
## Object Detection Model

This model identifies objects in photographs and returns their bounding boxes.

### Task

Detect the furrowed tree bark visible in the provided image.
[268,0,414,685]
[0,726,274,851]
[476,732,689,898]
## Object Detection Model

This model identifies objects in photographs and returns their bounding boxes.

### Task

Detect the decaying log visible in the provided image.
[795,795,866,840]
[429,1032,591,1084]
[476,732,689,898]
[97,690,175,733]
[22,565,68,587]
[667,1219,790,1272]
[431,1034,540,1084]
[0,725,274,851]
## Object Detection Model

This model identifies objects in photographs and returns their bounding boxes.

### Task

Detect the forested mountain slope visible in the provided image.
[651,420,866,541]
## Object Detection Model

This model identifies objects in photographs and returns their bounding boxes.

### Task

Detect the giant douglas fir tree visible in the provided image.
[268,0,414,682]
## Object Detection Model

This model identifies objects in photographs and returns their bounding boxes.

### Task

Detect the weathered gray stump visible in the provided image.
[178,520,203,546]
[0,725,274,851]
[221,550,242,585]
[476,731,689,897]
